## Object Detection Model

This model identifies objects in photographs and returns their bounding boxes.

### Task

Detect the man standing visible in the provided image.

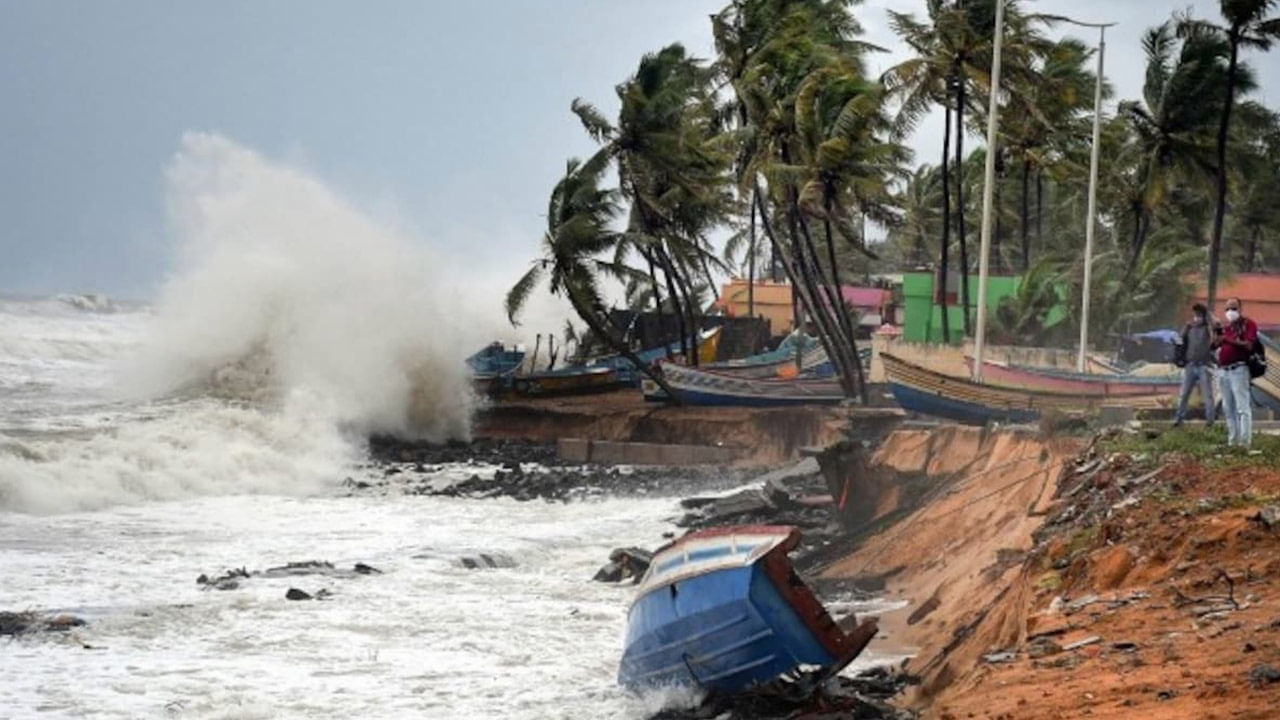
[1215,297,1258,448]
[1174,303,1216,427]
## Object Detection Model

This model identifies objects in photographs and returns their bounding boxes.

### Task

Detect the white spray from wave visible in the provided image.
[1,133,495,513]
[130,132,483,440]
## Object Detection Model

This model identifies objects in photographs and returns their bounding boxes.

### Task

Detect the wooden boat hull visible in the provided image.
[619,526,876,694]
[884,353,1172,425]
[648,363,845,407]
[509,367,625,397]
[964,358,1180,396]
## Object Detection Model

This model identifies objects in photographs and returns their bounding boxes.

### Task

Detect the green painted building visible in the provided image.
[900,271,1065,344]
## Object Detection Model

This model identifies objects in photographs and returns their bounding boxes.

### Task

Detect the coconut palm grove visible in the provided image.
[506,0,1280,402]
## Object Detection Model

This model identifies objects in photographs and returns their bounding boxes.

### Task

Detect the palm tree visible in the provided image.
[1178,0,1280,308]
[1001,37,1096,270]
[885,0,956,342]
[885,163,947,267]
[794,60,910,401]
[572,44,732,366]
[1227,102,1280,270]
[504,158,679,399]
[711,0,882,398]
[1119,22,1244,270]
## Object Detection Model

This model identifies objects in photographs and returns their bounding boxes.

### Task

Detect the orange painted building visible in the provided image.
[1191,273,1280,331]
[716,278,894,337]
[716,279,797,336]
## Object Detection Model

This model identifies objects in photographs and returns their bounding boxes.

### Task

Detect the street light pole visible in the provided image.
[971,0,1007,382]
[1073,21,1115,372]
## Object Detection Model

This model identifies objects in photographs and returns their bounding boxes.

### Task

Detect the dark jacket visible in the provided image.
[1179,319,1215,366]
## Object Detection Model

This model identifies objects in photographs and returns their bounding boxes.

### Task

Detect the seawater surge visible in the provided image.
[1,133,498,514]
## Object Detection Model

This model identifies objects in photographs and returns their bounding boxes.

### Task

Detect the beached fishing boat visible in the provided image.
[509,365,624,397]
[618,525,877,695]
[598,327,724,387]
[700,333,825,379]
[645,362,845,407]
[466,343,526,395]
[498,328,723,397]
[963,357,1180,396]
[884,353,1173,425]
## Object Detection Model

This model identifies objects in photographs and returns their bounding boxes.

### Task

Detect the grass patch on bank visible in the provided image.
[1101,424,1280,469]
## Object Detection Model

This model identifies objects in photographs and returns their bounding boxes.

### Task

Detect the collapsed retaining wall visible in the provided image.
[476,392,901,465]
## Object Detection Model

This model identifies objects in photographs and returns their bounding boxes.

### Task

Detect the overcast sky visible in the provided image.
[1,0,1275,300]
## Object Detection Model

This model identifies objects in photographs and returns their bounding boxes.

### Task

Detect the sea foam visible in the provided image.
[1,133,493,513]
[129,132,482,440]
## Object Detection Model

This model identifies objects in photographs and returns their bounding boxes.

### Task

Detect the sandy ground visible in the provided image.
[925,457,1280,720]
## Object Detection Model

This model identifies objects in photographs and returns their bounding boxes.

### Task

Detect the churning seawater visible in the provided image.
[0,294,698,720]
[1,135,897,719]
[0,135,693,719]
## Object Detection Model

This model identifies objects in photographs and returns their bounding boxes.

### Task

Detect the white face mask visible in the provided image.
[1225,309,1240,323]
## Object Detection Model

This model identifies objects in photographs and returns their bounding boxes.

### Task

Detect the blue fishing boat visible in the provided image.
[466,343,526,395]
[883,353,1172,425]
[618,525,877,695]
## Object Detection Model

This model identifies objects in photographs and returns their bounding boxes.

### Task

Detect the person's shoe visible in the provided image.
[1173,419,1184,428]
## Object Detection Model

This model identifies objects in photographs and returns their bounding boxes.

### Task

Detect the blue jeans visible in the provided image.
[1220,364,1253,448]
[1175,364,1215,423]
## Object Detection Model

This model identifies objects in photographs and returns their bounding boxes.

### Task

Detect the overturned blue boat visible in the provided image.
[618,525,877,695]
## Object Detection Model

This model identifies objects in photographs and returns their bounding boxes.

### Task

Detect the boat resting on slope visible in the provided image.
[962,357,1180,396]
[466,343,526,396]
[618,525,877,695]
[884,353,1174,425]
[644,362,846,407]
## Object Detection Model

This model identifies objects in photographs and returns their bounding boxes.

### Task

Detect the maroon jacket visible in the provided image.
[1219,317,1258,367]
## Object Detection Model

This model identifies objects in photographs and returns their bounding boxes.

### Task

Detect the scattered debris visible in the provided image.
[285,588,332,601]
[1026,638,1062,659]
[1249,663,1280,688]
[0,611,86,636]
[1062,636,1102,651]
[592,547,652,584]
[648,668,918,720]
[197,561,382,591]
[1251,505,1280,531]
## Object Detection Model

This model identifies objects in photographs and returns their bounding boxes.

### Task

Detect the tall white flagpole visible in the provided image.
[1077,23,1111,372]
[971,0,1006,382]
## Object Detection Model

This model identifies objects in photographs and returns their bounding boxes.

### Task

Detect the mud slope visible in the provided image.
[917,439,1280,720]
[818,425,1078,700]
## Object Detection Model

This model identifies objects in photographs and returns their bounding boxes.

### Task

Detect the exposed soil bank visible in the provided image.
[816,426,1075,697]
[818,423,1280,719]
[474,391,896,465]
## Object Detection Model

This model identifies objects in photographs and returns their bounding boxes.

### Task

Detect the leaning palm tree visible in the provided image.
[505,157,680,400]
[1178,0,1280,307]
[1120,22,1246,270]
[885,0,957,341]
[712,0,880,399]
[572,43,733,366]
